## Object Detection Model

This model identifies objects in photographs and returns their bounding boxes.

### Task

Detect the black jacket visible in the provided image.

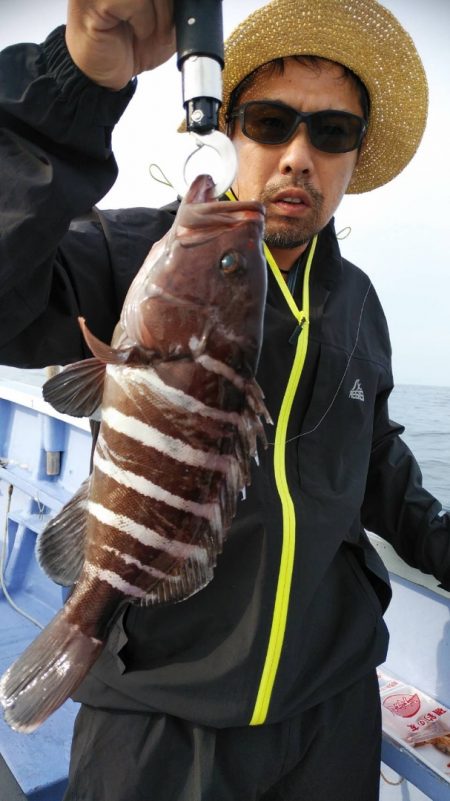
[1,27,450,727]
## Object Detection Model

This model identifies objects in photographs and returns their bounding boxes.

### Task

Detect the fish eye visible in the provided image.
[220,250,245,274]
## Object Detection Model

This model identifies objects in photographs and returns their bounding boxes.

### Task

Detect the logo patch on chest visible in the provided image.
[349,379,365,402]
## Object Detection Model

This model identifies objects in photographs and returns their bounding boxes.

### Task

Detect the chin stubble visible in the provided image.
[261,180,325,249]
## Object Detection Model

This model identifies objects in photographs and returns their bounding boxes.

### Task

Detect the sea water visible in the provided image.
[390,384,450,513]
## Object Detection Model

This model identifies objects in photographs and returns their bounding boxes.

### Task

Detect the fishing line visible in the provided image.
[287,280,373,442]
[336,225,352,240]
[0,483,44,630]
[148,163,174,188]
[266,280,373,446]
[380,770,404,786]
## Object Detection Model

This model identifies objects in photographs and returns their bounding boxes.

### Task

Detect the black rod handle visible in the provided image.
[175,0,224,69]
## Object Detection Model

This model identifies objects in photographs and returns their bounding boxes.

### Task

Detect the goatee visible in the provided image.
[261,179,324,249]
[264,229,312,249]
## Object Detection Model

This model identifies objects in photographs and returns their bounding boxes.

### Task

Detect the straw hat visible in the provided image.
[219,0,428,194]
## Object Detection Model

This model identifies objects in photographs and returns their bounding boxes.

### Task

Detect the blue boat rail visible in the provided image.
[0,366,91,801]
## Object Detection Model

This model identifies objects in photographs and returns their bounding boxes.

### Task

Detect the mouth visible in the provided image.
[270,189,311,216]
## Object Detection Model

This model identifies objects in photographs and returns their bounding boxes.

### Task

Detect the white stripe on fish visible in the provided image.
[84,562,156,600]
[93,447,221,524]
[192,350,246,390]
[101,544,178,582]
[101,405,236,474]
[88,501,208,562]
[108,364,244,426]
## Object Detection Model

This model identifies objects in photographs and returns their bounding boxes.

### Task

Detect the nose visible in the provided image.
[278,123,315,177]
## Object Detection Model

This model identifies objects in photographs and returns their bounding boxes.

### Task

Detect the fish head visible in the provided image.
[121,175,267,376]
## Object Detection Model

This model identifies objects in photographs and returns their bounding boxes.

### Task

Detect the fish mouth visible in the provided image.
[225,202,265,219]
[145,284,207,308]
[232,208,265,225]
[177,204,265,236]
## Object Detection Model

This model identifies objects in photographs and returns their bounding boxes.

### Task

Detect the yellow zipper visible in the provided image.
[224,188,317,724]
[250,236,317,725]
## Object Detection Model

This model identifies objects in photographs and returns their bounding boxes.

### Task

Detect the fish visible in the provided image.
[0,174,270,732]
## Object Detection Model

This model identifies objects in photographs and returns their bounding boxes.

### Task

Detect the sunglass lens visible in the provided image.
[236,103,365,152]
[309,112,363,153]
[243,103,296,144]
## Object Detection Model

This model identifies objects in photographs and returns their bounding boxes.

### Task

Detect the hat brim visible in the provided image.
[219,0,428,194]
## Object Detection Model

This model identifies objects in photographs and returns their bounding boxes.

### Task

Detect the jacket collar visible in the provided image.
[306,218,342,324]
[313,217,343,291]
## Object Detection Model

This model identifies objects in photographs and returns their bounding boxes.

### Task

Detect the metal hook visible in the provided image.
[182,130,237,197]
[161,130,237,198]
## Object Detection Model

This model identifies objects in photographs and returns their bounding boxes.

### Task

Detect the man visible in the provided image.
[0,0,448,799]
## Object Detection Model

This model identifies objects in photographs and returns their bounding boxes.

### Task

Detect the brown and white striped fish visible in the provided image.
[0,174,270,733]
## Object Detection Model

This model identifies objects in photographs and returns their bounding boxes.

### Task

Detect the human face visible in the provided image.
[230,58,364,270]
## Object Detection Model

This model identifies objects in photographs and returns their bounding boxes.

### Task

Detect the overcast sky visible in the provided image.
[1,0,449,387]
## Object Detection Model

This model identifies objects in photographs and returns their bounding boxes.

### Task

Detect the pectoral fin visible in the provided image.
[36,478,90,586]
[43,357,106,417]
[43,318,140,417]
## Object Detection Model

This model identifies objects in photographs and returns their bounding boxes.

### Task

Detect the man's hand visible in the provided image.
[66,0,176,90]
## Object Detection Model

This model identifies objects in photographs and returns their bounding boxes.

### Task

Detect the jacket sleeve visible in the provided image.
[0,26,136,367]
[362,385,450,591]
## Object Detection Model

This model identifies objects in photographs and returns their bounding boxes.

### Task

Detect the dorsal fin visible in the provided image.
[79,318,155,366]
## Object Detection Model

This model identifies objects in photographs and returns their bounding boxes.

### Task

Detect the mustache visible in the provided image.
[260,179,324,208]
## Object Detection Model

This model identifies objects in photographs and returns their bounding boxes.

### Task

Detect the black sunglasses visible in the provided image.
[228,100,367,154]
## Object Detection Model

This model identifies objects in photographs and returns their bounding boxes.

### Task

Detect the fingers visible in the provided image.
[66,0,175,89]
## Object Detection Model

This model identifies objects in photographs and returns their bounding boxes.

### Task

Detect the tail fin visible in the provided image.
[0,609,103,733]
